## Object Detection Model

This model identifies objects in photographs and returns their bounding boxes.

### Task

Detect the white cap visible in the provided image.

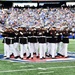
[6,26,11,28]
[20,25,25,28]
[44,26,49,28]
[56,26,60,28]
[35,26,40,28]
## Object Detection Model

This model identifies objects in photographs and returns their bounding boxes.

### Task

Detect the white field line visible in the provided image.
[0,66,75,73]
[38,66,75,70]
[0,68,37,73]
[38,71,54,74]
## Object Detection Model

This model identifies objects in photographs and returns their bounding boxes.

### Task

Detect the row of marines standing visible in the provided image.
[0,26,73,59]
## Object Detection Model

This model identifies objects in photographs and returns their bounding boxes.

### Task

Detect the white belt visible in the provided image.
[19,37,27,38]
[4,37,14,39]
[46,37,52,38]
[28,36,37,37]
[38,36,46,37]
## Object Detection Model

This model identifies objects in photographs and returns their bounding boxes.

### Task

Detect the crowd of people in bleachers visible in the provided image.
[0,7,75,29]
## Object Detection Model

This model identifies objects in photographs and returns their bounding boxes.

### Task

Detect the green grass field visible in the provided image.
[0,39,75,75]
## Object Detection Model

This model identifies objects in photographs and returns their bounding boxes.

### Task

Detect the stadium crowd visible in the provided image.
[0,7,75,29]
[0,7,75,60]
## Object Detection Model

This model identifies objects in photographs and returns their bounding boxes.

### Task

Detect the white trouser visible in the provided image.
[51,43,57,58]
[28,43,39,57]
[47,43,51,55]
[28,42,30,52]
[10,44,18,57]
[55,43,58,56]
[4,43,11,58]
[58,43,68,57]
[4,43,8,56]
[57,42,63,54]
[33,43,39,56]
[39,43,46,58]
[14,43,20,56]
[20,44,29,58]
[28,42,33,58]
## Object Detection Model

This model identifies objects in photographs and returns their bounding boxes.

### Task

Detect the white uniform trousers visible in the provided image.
[57,42,63,54]
[55,43,58,56]
[58,43,68,57]
[47,43,51,55]
[14,43,20,56]
[33,43,39,56]
[4,43,11,58]
[4,43,8,57]
[10,44,18,57]
[20,44,29,58]
[51,43,57,58]
[28,42,33,58]
[39,43,46,58]
[28,43,39,58]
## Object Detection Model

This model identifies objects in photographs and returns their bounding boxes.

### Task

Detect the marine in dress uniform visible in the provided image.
[8,28,18,58]
[55,27,62,57]
[37,27,46,59]
[28,27,38,59]
[13,28,20,58]
[44,27,51,57]
[57,30,63,57]
[23,27,30,59]
[58,28,70,57]
[1,28,10,58]
[2,27,16,59]
[50,27,57,58]
[32,28,39,58]
[18,27,30,59]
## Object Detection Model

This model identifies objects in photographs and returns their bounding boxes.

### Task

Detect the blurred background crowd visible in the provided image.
[0,7,75,30]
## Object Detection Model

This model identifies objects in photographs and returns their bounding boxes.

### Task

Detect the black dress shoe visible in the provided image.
[26,57,30,59]
[42,57,45,59]
[21,58,23,60]
[46,54,52,57]
[26,54,31,59]
[24,53,26,56]
[31,57,33,59]
[6,58,10,59]
[19,57,23,60]
[15,56,19,59]
[46,54,50,57]
[36,56,39,58]
[57,53,64,57]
